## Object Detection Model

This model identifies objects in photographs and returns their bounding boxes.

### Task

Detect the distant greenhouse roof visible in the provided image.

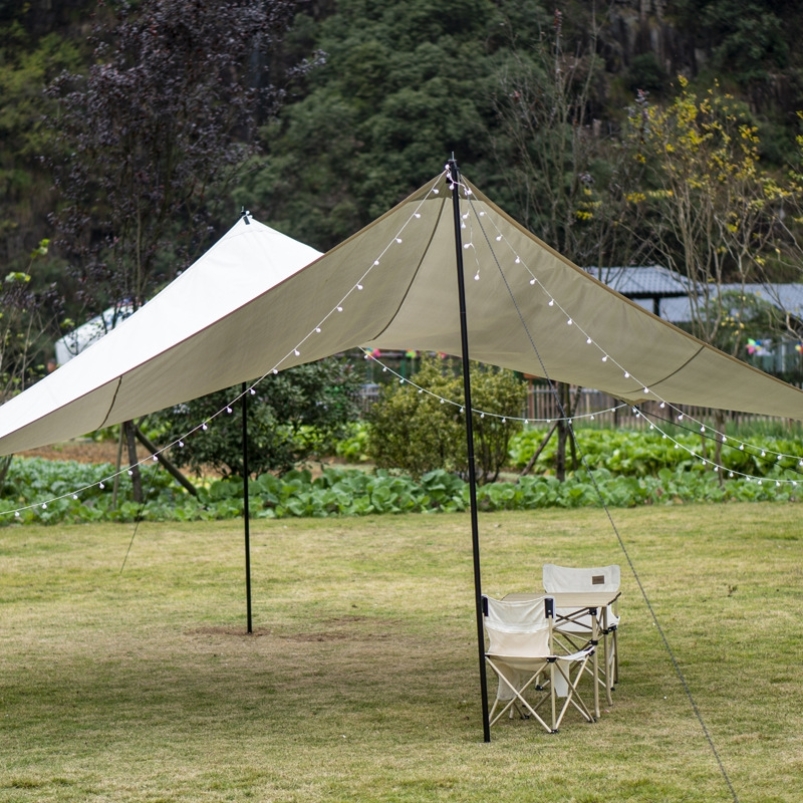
[584,265,691,298]
[586,267,803,327]
[584,265,692,317]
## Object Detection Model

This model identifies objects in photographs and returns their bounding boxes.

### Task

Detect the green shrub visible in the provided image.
[334,421,371,463]
[145,357,362,478]
[367,355,525,481]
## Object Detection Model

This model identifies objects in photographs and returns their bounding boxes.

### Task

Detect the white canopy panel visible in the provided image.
[0,170,801,456]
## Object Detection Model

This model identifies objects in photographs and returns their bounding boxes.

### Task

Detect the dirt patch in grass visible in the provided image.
[185,626,273,638]
[17,440,369,480]
[19,439,149,464]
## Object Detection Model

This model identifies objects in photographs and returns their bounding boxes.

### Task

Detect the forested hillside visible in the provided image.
[2,0,803,380]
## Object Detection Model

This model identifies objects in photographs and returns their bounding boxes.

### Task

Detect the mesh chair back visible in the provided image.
[484,596,551,663]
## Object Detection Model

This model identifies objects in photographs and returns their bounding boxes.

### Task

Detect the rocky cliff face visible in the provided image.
[601,1,696,78]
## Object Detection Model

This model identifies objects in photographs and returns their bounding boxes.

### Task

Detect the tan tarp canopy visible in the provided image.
[0,170,801,455]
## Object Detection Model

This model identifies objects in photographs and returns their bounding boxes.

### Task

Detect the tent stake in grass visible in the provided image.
[448,158,491,742]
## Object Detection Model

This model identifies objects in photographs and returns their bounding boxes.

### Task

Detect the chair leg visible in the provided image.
[553,656,595,730]
[486,659,553,733]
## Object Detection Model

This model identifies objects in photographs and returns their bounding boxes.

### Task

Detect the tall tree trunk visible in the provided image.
[556,416,568,482]
[555,382,583,481]
[112,425,124,510]
[124,420,143,503]
[714,408,726,487]
[0,454,12,492]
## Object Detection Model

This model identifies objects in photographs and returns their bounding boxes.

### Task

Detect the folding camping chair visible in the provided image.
[542,564,621,697]
[483,595,595,732]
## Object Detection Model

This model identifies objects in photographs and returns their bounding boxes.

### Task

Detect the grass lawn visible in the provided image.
[1,503,801,802]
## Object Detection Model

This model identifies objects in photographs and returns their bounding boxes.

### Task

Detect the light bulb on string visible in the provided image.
[496,235,502,242]
[530,278,536,285]
[226,407,232,414]
[357,284,363,290]
[202,423,208,431]
[548,299,554,307]
[602,355,608,362]
[99,483,105,489]
[395,238,402,244]
[250,388,256,396]
[294,349,300,356]
[179,440,184,448]
[567,319,573,326]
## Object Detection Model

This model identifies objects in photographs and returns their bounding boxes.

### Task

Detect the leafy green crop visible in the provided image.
[2,450,801,527]
[509,427,803,478]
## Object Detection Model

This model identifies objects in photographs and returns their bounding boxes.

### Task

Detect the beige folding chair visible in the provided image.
[483,595,595,732]
[542,564,621,696]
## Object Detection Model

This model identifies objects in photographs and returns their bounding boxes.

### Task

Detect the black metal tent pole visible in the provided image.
[447,158,491,742]
[242,381,253,634]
